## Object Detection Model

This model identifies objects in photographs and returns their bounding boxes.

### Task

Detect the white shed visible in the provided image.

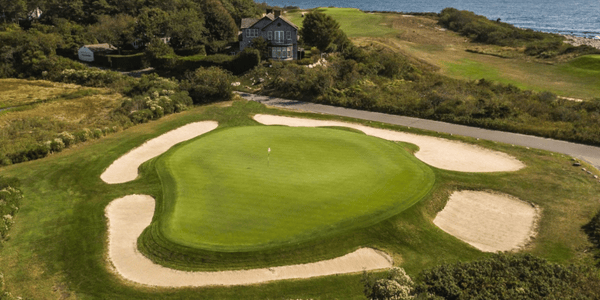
[78,44,117,62]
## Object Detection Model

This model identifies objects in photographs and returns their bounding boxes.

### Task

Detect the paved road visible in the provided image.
[237,92,600,171]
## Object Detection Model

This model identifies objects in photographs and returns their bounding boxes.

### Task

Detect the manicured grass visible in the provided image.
[567,55,600,71]
[444,58,530,89]
[286,8,397,38]
[158,126,433,251]
[1,99,599,299]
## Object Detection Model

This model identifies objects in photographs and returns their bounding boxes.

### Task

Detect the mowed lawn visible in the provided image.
[158,126,434,251]
[286,8,397,38]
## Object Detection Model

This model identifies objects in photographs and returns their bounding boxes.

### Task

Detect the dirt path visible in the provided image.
[253,114,524,173]
[433,191,539,252]
[105,195,393,287]
[101,121,218,184]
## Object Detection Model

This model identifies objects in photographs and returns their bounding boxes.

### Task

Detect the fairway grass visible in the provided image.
[286,8,397,38]
[158,126,434,251]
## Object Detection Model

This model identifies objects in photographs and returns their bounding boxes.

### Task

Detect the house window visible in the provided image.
[268,31,273,40]
[274,31,284,43]
[270,46,293,59]
[247,29,259,37]
[286,31,291,40]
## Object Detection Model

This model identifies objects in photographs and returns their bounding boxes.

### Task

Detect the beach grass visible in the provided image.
[0,99,599,298]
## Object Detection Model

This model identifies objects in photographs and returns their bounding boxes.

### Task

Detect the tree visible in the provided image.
[220,0,262,25]
[168,8,207,50]
[0,0,27,22]
[202,0,237,43]
[301,11,349,52]
[135,7,170,45]
[250,36,268,59]
[89,14,136,53]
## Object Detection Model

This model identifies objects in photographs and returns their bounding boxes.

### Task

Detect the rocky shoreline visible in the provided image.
[561,35,600,50]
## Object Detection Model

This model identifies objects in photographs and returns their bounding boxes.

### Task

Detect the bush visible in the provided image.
[416,253,600,299]
[183,67,232,104]
[58,69,128,87]
[129,109,153,124]
[74,128,92,142]
[49,138,65,152]
[0,177,22,241]
[58,132,75,147]
[363,267,415,300]
[229,48,260,74]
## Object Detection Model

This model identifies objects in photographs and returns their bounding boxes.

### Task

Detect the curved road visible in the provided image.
[238,92,600,171]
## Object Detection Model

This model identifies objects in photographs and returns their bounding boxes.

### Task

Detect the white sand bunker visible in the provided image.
[106,195,393,287]
[433,191,539,252]
[253,115,524,173]
[101,121,218,184]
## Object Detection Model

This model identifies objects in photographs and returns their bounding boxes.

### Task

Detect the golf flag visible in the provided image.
[268,147,271,153]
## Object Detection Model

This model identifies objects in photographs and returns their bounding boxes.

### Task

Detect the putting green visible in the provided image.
[156,126,434,251]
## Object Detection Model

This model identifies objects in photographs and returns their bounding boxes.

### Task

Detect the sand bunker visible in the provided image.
[433,191,539,252]
[101,121,218,184]
[253,115,524,173]
[106,195,393,287]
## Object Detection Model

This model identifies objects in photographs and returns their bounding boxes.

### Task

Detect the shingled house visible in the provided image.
[239,10,299,60]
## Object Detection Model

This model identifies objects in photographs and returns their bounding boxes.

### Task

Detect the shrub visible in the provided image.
[58,132,75,147]
[50,138,65,152]
[74,128,92,142]
[58,69,128,87]
[229,48,260,74]
[416,253,600,299]
[91,128,103,139]
[129,109,153,124]
[183,67,232,104]
[363,267,415,300]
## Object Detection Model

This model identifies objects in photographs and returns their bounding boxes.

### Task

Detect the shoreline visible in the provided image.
[561,34,600,50]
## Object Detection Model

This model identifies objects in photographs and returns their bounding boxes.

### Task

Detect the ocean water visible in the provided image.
[264,0,600,38]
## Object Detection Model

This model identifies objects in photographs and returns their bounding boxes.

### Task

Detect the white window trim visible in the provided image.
[275,31,284,43]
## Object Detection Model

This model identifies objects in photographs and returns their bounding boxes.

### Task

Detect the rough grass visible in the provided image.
[0,100,599,299]
[158,126,433,251]
[0,79,124,156]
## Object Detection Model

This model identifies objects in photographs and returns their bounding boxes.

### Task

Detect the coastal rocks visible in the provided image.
[562,35,600,50]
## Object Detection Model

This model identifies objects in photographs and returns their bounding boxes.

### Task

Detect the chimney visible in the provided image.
[274,10,281,18]
[266,8,273,15]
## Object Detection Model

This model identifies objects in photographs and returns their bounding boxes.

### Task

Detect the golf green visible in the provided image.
[156,126,434,251]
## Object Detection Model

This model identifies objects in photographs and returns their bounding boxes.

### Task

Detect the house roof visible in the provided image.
[241,14,276,29]
[82,44,117,52]
[277,16,299,29]
[260,16,299,31]
[240,18,258,29]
